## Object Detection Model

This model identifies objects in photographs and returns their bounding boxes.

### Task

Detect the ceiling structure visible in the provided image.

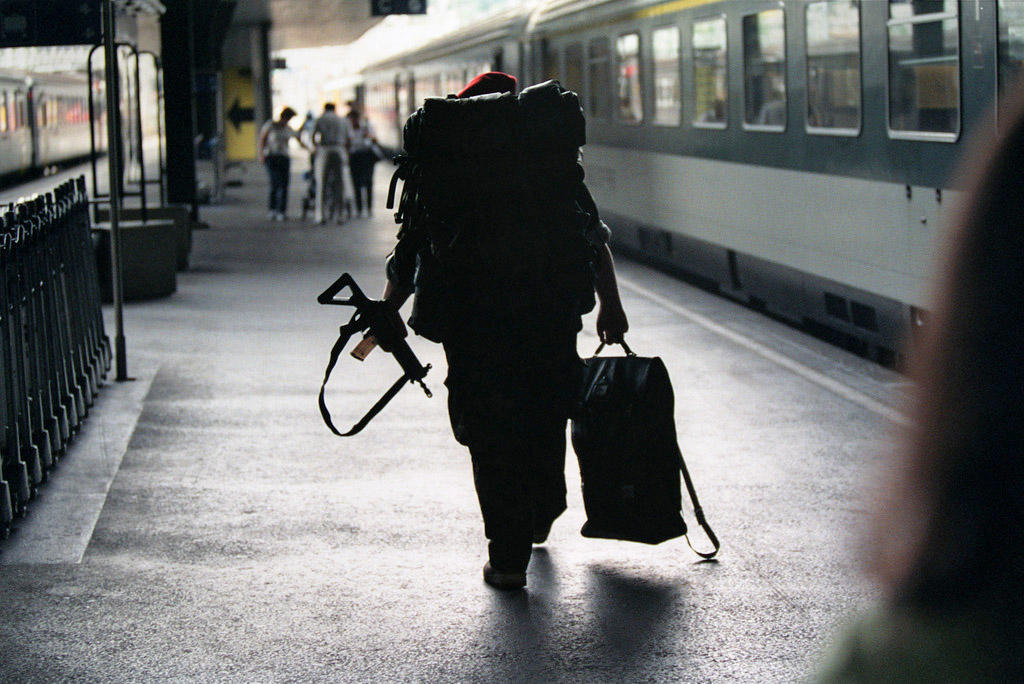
[231,0,385,51]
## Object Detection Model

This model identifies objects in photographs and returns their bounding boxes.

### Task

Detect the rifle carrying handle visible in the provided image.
[318,272,369,307]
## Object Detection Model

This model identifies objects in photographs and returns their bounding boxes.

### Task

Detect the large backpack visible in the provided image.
[387,80,596,343]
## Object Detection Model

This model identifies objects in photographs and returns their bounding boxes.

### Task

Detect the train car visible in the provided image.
[30,71,96,169]
[0,70,34,177]
[363,0,1024,362]
[363,7,533,152]
[0,69,100,181]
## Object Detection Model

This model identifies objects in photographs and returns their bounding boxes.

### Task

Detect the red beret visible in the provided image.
[457,71,518,98]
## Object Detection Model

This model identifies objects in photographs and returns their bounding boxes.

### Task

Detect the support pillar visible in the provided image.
[160,0,198,221]
[251,23,272,134]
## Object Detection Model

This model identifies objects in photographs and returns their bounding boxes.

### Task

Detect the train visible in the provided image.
[0,69,101,180]
[360,0,1024,363]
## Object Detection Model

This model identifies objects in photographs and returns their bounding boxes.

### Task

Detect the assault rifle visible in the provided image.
[317,273,432,436]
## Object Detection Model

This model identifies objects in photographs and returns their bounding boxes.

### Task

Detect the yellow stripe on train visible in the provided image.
[633,0,723,21]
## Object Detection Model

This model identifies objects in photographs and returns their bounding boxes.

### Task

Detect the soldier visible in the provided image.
[382,72,628,590]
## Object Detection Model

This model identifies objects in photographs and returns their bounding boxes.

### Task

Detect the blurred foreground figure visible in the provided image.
[382,72,628,590]
[816,86,1024,681]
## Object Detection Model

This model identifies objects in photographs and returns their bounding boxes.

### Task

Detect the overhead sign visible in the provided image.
[370,0,426,17]
[0,0,102,48]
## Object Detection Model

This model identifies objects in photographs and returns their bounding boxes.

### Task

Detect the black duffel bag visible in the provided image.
[571,342,719,557]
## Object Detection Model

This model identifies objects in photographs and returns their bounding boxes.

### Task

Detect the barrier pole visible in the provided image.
[102,0,128,381]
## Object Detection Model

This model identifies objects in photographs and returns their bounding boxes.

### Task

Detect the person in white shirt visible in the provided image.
[345,102,380,217]
[312,103,352,223]
[258,107,309,221]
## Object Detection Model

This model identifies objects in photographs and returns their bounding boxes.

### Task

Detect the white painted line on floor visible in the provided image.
[619,277,908,425]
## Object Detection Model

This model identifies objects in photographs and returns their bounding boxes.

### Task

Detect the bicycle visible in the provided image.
[314,148,350,224]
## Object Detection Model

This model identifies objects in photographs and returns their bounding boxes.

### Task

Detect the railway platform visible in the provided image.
[0,162,903,681]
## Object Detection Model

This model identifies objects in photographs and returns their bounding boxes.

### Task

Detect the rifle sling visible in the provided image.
[318,319,411,437]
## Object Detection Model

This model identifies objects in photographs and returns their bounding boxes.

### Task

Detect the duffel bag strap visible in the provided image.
[677,444,720,559]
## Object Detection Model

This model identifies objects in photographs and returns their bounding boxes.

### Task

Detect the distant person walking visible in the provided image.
[345,102,379,217]
[258,107,308,221]
[312,103,352,224]
[816,82,1024,681]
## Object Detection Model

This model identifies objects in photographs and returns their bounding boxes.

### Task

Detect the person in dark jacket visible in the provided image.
[381,72,628,590]
[815,80,1024,681]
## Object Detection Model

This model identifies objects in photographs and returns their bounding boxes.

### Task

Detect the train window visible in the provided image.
[617,33,642,123]
[887,0,959,139]
[693,16,728,127]
[397,78,410,121]
[653,26,681,126]
[998,0,1024,95]
[743,9,787,130]
[422,74,442,99]
[564,43,584,96]
[587,37,612,119]
[806,0,861,135]
[445,72,462,95]
[0,93,6,133]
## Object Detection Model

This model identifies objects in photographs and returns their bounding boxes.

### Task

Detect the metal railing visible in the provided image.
[0,177,112,537]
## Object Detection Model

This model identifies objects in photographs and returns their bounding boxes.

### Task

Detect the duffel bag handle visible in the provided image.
[593,339,636,357]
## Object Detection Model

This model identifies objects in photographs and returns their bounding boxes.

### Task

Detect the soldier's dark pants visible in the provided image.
[444,329,582,573]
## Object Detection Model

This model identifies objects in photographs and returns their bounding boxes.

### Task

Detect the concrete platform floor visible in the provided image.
[0,161,904,682]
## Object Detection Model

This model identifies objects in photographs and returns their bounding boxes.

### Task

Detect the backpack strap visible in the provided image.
[677,444,720,559]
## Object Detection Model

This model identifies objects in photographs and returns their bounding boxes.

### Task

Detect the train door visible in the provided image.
[26,86,40,170]
[538,37,560,84]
